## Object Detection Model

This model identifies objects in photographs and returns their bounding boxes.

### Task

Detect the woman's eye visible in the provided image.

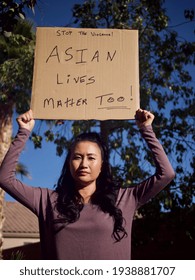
[88,157,95,160]
[73,155,81,160]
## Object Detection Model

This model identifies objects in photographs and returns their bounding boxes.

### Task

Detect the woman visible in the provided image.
[0,109,175,259]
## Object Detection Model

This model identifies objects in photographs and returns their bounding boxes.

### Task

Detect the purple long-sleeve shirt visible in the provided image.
[0,125,175,259]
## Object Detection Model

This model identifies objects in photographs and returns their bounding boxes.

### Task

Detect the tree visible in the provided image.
[70,0,195,256]
[31,0,195,212]
[0,0,37,35]
[0,0,194,259]
[0,0,38,260]
[0,19,35,259]
[33,0,194,256]
[47,0,194,211]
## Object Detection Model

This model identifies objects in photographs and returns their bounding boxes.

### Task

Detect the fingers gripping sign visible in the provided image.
[135,108,155,129]
[17,109,35,132]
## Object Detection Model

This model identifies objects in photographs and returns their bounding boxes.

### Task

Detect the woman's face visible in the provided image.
[69,141,102,187]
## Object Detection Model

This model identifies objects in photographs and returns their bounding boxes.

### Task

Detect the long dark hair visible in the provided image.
[55,132,127,242]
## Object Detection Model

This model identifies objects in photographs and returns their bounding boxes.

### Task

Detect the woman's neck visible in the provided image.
[77,182,96,204]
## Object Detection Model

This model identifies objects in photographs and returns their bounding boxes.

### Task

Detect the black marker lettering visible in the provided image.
[57,73,63,84]
[57,100,63,107]
[80,75,86,83]
[46,46,60,63]
[107,97,114,103]
[76,98,82,106]
[65,47,73,61]
[86,76,95,85]
[66,74,71,84]
[117,96,125,102]
[96,93,114,105]
[56,30,61,36]
[78,31,87,36]
[64,98,75,107]
[107,50,116,61]
[91,51,99,62]
[42,97,88,109]
[73,76,80,83]
[96,93,126,108]
[76,49,88,64]
[82,99,87,105]
[43,98,55,109]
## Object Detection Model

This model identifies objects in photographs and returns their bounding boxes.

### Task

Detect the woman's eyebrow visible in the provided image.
[73,152,98,156]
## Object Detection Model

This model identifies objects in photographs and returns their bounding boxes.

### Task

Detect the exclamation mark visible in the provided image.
[130,85,133,101]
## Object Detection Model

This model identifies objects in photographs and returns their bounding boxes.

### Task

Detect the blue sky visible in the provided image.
[6,0,195,200]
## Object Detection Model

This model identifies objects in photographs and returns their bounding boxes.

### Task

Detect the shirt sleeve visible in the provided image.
[0,128,42,215]
[133,125,175,209]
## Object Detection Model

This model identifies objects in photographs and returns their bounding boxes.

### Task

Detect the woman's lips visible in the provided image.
[77,171,89,176]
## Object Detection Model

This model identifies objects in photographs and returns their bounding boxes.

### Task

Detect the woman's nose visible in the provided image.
[80,157,88,168]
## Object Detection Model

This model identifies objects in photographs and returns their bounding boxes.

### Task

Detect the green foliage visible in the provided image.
[10,249,24,260]
[0,0,37,35]
[30,132,42,149]
[16,162,31,179]
[184,9,195,21]
[68,0,195,215]
[0,19,35,114]
[132,205,195,259]
[1,0,194,216]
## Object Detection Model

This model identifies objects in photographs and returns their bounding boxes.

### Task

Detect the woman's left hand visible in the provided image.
[17,109,35,132]
[135,109,154,129]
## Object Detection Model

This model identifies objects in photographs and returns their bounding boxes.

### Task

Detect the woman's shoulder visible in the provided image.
[32,187,58,205]
[39,187,57,198]
[33,187,58,214]
[116,186,137,209]
[116,185,135,199]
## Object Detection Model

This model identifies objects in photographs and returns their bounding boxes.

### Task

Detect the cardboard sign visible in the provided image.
[31,27,140,120]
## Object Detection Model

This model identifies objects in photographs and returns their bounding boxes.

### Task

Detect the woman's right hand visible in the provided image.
[17,109,35,132]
